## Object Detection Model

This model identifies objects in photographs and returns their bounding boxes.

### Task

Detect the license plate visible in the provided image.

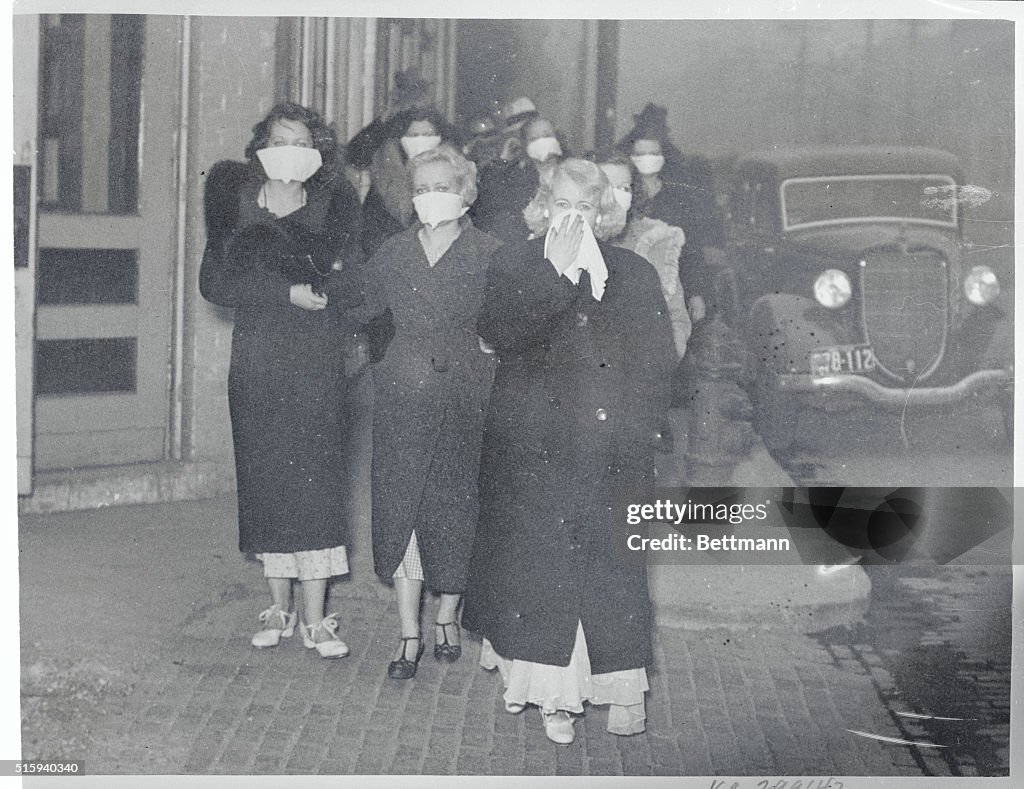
[809,345,876,376]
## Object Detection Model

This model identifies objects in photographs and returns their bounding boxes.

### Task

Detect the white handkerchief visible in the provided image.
[544,209,608,301]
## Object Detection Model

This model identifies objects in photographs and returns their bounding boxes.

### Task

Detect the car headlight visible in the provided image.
[963,265,1000,305]
[813,269,852,308]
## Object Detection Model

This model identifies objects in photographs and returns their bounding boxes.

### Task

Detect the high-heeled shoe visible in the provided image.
[434,621,462,662]
[388,636,424,679]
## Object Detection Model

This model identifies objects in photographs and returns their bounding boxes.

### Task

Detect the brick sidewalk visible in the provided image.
[78,588,926,777]
[19,491,939,778]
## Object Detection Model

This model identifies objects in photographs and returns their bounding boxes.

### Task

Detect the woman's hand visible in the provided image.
[545,213,585,275]
[290,283,328,311]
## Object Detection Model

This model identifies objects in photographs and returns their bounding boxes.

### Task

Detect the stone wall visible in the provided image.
[183,17,281,473]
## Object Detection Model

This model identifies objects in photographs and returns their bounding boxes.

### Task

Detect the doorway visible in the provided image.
[31,14,181,470]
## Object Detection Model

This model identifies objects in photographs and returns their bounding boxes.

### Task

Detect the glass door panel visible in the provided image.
[34,14,179,470]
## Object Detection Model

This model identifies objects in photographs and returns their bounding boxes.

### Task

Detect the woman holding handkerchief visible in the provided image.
[463,158,677,744]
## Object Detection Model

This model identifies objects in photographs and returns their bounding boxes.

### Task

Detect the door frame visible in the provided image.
[29,14,184,472]
[14,15,40,494]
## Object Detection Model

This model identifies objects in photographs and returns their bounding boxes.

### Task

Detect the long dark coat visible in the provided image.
[461,238,676,675]
[636,156,723,301]
[349,219,501,592]
[199,161,363,554]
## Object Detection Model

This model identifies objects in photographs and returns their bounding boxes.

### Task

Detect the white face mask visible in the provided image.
[631,154,665,176]
[612,187,633,213]
[400,135,442,159]
[256,146,323,184]
[526,136,562,162]
[413,191,467,229]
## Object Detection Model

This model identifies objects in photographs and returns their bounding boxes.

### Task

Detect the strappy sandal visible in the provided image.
[434,621,462,662]
[387,636,424,680]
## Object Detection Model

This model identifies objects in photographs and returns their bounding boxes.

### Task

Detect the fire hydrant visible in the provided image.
[681,315,755,485]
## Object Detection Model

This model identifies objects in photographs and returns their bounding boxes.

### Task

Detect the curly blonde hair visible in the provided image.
[406,143,479,206]
[522,158,626,240]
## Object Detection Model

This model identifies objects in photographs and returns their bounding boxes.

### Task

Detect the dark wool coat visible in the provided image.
[348,219,501,593]
[469,159,540,245]
[636,155,723,301]
[199,161,363,554]
[461,238,676,675]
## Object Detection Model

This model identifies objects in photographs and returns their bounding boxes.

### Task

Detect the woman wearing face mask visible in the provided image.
[618,104,722,324]
[594,151,691,360]
[471,116,570,245]
[346,144,500,680]
[462,159,676,744]
[200,102,363,659]
[348,106,462,258]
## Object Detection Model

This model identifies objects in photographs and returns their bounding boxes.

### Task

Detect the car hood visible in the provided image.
[784,224,959,262]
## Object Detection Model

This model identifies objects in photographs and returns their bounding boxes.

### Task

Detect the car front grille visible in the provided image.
[859,250,949,383]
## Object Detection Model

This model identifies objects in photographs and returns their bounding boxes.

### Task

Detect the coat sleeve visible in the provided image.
[341,242,393,323]
[198,161,292,309]
[345,115,392,170]
[346,110,414,169]
[476,240,578,353]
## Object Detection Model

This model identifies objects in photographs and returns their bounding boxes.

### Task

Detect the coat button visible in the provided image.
[576,312,588,327]
[595,408,608,421]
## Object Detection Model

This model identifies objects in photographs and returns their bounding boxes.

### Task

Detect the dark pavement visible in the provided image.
[18,490,1014,783]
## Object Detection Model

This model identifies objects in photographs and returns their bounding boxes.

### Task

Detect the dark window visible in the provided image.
[37,248,138,304]
[38,14,144,214]
[35,338,137,395]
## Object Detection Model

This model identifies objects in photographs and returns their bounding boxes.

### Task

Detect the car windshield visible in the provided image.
[781,175,958,230]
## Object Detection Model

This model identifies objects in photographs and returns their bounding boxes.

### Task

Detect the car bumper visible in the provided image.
[777,367,1013,405]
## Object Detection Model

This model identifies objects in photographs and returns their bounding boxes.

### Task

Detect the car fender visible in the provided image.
[746,294,841,378]
[978,307,1014,368]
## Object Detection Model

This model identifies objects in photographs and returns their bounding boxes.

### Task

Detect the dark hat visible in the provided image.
[632,102,669,133]
[393,69,431,107]
[499,96,539,132]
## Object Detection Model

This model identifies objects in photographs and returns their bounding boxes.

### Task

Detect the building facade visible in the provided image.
[13,15,1013,512]
[14,15,460,512]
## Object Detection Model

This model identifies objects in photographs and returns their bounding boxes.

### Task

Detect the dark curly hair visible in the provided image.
[615,103,684,179]
[244,102,338,186]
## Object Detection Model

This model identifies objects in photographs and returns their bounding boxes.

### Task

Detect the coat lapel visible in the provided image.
[392,222,488,320]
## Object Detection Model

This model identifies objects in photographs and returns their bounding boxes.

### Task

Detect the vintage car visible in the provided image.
[710,146,1013,455]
